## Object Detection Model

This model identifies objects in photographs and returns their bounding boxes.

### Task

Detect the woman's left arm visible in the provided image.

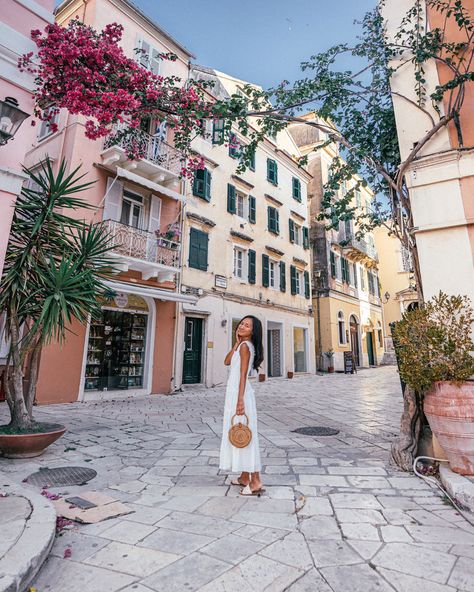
[235,343,250,416]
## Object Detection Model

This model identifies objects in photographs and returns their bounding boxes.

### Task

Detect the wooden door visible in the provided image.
[183,317,203,384]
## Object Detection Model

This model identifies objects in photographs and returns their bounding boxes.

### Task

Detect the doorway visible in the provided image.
[366,330,375,366]
[183,317,203,384]
[349,315,360,366]
[267,322,283,377]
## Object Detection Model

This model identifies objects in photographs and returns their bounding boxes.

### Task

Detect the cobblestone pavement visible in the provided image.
[1,367,473,592]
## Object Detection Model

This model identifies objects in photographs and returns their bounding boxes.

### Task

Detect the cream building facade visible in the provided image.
[174,66,315,388]
[289,117,385,372]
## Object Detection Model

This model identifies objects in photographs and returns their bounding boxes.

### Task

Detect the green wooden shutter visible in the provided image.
[292,177,301,201]
[353,263,358,288]
[189,228,208,270]
[227,183,236,214]
[341,258,346,283]
[267,158,278,184]
[280,261,286,292]
[303,227,309,249]
[330,252,336,278]
[290,265,297,295]
[248,249,256,284]
[212,118,224,144]
[289,218,295,243]
[275,208,280,234]
[204,169,211,201]
[249,150,256,171]
[267,206,274,233]
[274,160,278,184]
[262,254,269,287]
[248,195,256,224]
[304,270,310,299]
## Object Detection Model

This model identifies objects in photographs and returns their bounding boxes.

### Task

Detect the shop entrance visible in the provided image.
[85,309,148,391]
[182,317,203,384]
[349,315,360,366]
[267,322,283,377]
[367,331,376,366]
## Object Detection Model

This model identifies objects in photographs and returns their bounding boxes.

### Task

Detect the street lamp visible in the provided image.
[0,97,30,146]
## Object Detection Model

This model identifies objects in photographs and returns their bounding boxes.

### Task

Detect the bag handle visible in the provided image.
[231,413,249,426]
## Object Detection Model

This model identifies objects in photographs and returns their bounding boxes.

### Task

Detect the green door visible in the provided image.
[367,331,375,366]
[183,317,203,384]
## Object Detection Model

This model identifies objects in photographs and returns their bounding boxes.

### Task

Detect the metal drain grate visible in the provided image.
[25,466,97,487]
[292,426,340,436]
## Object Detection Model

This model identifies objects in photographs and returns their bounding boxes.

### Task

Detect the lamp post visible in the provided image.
[0,97,30,146]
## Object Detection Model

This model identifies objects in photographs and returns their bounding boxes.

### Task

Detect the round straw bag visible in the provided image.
[228,414,252,448]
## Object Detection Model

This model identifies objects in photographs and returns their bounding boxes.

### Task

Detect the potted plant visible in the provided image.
[324,349,335,373]
[0,159,116,458]
[393,293,474,475]
[287,371,294,379]
[155,221,181,248]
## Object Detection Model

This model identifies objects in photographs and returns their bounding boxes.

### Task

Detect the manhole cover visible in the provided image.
[25,466,97,487]
[292,426,340,436]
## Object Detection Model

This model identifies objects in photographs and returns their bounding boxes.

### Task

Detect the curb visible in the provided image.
[0,484,56,592]
[439,465,474,513]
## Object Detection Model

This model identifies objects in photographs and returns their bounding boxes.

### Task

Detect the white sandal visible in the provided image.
[240,484,265,497]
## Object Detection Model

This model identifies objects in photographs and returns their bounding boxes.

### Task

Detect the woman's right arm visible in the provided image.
[224,341,239,366]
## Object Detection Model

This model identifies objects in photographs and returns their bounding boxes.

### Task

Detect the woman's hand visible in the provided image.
[235,330,242,346]
[235,398,245,416]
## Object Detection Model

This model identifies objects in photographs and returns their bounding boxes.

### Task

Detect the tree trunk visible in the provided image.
[5,316,34,430]
[25,340,41,419]
[390,384,423,471]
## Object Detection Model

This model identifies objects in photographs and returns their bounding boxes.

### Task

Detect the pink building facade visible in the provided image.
[0,0,55,277]
[22,0,197,403]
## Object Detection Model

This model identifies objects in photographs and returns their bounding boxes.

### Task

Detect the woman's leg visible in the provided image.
[250,471,263,491]
[238,471,250,485]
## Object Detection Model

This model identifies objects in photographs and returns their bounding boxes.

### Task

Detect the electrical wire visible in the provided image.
[413,455,474,527]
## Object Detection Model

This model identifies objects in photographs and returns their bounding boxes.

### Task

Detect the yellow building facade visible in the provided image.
[289,116,385,371]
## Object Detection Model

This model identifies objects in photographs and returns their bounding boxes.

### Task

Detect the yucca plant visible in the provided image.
[0,158,116,431]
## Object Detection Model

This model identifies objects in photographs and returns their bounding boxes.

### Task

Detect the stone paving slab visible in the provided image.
[1,367,473,591]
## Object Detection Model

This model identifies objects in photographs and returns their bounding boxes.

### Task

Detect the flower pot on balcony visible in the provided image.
[258,373,266,382]
[424,381,474,475]
[287,371,294,379]
[0,423,66,459]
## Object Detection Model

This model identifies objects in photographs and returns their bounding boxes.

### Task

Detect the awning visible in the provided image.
[116,167,185,202]
[104,280,197,304]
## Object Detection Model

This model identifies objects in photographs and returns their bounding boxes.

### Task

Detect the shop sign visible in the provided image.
[215,275,227,289]
[114,292,129,308]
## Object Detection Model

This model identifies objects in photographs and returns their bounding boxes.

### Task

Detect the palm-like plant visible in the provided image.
[0,158,116,431]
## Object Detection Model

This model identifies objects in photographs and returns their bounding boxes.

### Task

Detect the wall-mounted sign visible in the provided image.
[114,292,129,308]
[215,275,227,289]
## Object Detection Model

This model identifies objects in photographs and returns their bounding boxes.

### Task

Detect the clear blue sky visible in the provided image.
[133,0,377,88]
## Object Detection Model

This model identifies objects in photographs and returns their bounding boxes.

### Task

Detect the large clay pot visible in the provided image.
[424,381,474,475]
[0,424,66,458]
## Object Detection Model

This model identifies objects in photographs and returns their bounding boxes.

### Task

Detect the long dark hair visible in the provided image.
[240,315,264,371]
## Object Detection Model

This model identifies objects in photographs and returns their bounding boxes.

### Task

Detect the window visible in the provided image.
[120,191,144,229]
[267,158,278,185]
[289,219,302,245]
[344,219,352,240]
[292,177,302,201]
[268,259,280,290]
[290,266,309,298]
[352,263,358,288]
[368,270,375,295]
[267,206,280,234]
[400,246,413,272]
[37,107,60,140]
[189,228,208,271]
[228,132,239,158]
[355,189,362,209]
[233,247,245,279]
[330,251,337,279]
[249,150,256,171]
[360,267,366,291]
[341,258,350,284]
[212,118,225,144]
[228,187,256,223]
[136,38,161,74]
[248,249,256,284]
[338,311,346,345]
[334,254,342,281]
[193,168,211,201]
[377,321,383,348]
[293,327,308,373]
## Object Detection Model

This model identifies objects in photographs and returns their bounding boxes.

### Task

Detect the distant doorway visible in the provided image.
[349,315,360,366]
[182,317,203,384]
[367,331,376,366]
[267,322,283,377]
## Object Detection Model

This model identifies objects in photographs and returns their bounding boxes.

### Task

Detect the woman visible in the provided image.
[219,315,264,496]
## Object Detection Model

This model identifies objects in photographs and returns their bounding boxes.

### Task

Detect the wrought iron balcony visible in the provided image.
[101,128,182,180]
[335,230,379,265]
[103,219,181,281]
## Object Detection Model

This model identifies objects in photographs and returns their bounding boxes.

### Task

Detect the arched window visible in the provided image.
[377,321,383,348]
[338,311,346,345]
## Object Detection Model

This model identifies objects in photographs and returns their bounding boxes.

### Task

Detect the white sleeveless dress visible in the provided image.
[219,340,261,473]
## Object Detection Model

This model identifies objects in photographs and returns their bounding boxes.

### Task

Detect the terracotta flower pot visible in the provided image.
[287,371,294,379]
[0,424,66,459]
[328,366,335,374]
[258,373,266,382]
[424,381,474,475]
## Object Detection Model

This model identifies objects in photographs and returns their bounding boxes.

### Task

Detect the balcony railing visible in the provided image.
[103,128,182,176]
[336,230,379,263]
[104,219,181,269]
